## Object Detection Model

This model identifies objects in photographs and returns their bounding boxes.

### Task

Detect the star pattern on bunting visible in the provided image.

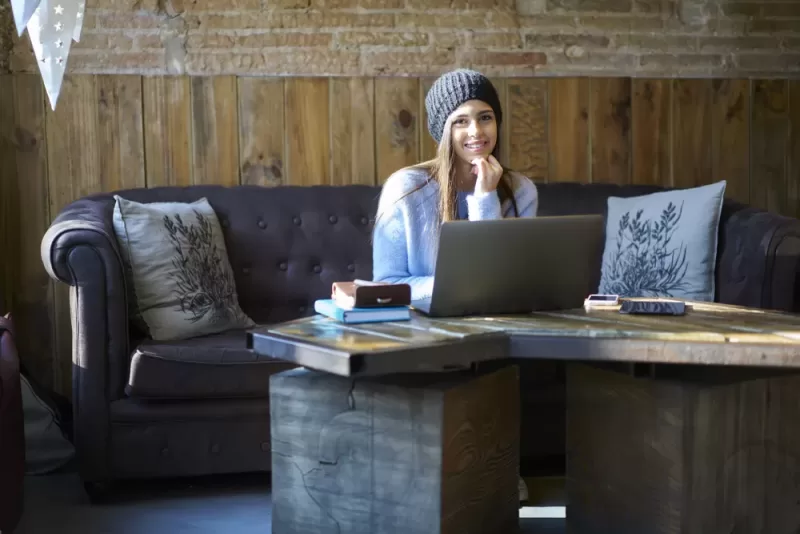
[10,0,87,109]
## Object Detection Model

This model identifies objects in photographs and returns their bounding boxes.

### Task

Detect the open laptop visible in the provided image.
[412,214,606,317]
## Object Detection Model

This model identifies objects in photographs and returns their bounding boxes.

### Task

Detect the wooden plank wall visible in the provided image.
[1,73,799,395]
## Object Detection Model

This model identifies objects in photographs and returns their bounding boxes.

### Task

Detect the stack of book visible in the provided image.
[314,280,411,324]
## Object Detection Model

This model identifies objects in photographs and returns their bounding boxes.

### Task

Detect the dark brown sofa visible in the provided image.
[40,182,800,499]
[0,305,25,532]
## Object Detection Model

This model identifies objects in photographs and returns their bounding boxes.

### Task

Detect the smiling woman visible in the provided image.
[371,68,540,302]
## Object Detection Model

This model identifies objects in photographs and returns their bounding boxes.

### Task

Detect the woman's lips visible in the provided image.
[464,140,488,152]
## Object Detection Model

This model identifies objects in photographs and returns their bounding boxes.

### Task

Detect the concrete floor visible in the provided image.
[14,470,565,534]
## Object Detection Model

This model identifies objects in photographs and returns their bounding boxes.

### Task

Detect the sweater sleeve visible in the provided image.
[371,184,435,301]
[465,190,502,221]
[465,173,539,220]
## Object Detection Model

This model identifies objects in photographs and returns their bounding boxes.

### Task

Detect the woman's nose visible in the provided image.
[467,120,480,136]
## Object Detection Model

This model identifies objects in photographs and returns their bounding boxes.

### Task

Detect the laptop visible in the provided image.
[412,214,605,317]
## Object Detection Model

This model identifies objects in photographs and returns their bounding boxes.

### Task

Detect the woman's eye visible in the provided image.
[481,115,492,122]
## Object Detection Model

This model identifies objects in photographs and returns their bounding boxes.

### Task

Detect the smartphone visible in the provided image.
[619,299,686,316]
[583,294,620,310]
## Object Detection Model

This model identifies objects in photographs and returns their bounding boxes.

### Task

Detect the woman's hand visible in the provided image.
[471,155,504,195]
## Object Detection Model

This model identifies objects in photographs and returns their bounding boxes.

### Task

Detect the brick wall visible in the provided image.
[8,0,800,77]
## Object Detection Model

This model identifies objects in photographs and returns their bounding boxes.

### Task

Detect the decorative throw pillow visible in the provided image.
[598,180,727,302]
[112,196,255,341]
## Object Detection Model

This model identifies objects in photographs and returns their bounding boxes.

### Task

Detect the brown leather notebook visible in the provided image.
[332,280,411,309]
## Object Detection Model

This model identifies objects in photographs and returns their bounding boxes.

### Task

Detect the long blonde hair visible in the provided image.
[382,115,519,227]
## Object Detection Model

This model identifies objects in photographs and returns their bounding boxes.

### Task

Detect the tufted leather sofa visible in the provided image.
[40,182,800,496]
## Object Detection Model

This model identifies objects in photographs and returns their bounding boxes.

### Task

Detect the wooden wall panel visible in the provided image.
[631,80,671,186]
[238,77,286,187]
[548,78,590,183]
[673,80,712,190]
[98,76,146,192]
[286,78,330,186]
[0,75,17,314]
[490,77,509,165]
[751,80,790,215]
[375,78,419,184]
[591,78,631,185]
[191,76,239,187]
[712,80,750,205]
[4,73,800,396]
[143,76,192,188]
[790,82,800,220]
[8,75,55,391]
[419,77,437,162]
[330,78,376,186]
[508,79,548,182]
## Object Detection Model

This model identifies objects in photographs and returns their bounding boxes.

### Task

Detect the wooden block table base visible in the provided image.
[566,363,800,534]
[269,364,520,534]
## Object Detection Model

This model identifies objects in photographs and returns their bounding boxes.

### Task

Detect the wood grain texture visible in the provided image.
[330,77,376,186]
[375,78,419,183]
[418,77,438,162]
[8,75,56,391]
[566,363,800,534]
[238,77,285,187]
[286,78,330,186]
[0,75,17,313]
[591,77,631,184]
[490,77,509,166]
[787,81,799,218]
[548,78,589,183]
[190,76,239,186]
[508,78,547,182]
[750,80,790,214]
[143,76,192,187]
[253,301,800,379]
[673,80,712,189]
[46,76,101,212]
[441,364,520,534]
[712,79,750,204]
[96,75,146,192]
[269,365,520,534]
[631,79,670,186]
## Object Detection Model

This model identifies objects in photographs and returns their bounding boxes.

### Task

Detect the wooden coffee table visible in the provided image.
[249,300,800,534]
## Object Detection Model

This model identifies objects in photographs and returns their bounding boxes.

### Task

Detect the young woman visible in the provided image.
[372,68,539,300]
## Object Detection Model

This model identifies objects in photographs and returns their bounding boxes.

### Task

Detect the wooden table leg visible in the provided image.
[269,364,521,534]
[566,362,800,534]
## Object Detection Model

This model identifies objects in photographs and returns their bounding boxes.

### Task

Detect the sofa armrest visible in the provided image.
[716,205,800,313]
[40,197,130,482]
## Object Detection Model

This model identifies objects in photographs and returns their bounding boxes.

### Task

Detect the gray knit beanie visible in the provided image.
[425,69,503,144]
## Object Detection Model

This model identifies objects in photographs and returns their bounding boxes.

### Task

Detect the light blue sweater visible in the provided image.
[372,167,539,300]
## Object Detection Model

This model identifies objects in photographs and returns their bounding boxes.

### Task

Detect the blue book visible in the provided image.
[314,299,410,324]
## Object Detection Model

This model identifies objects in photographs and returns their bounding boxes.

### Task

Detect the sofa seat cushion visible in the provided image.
[126,329,296,400]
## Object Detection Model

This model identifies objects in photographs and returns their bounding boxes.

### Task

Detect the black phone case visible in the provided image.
[619,300,686,316]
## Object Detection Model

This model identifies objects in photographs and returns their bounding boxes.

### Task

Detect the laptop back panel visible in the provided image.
[421,215,605,317]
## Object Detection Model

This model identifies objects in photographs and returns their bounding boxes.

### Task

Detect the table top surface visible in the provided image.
[248,300,800,377]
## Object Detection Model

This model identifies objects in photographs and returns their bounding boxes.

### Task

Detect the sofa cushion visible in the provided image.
[112,195,255,341]
[126,329,296,400]
[100,184,382,324]
[598,180,727,301]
